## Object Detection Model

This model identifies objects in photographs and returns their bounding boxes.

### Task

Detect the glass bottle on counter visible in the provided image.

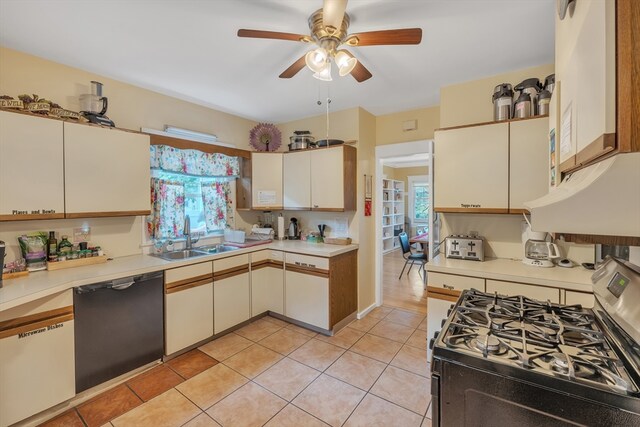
[47,231,57,262]
[58,236,73,254]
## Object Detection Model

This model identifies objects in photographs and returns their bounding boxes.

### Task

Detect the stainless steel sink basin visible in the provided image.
[193,244,238,254]
[150,249,208,261]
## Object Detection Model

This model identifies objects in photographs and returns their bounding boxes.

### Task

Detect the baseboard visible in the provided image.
[358,302,377,319]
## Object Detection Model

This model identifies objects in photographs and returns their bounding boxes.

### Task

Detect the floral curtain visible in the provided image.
[201,181,233,232]
[150,145,239,177]
[147,178,185,239]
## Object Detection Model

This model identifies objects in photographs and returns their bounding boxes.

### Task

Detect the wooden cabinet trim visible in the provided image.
[165,274,213,292]
[311,207,346,212]
[251,260,284,271]
[165,277,212,294]
[426,285,462,300]
[0,306,74,339]
[508,209,530,215]
[556,233,640,246]
[65,210,150,219]
[616,0,640,153]
[574,133,617,167]
[286,263,330,278]
[559,155,578,173]
[328,250,358,327]
[0,213,65,222]
[436,115,549,132]
[214,265,250,281]
[434,207,510,214]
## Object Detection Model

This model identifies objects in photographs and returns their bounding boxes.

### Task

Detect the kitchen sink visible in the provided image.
[150,249,209,261]
[193,244,238,254]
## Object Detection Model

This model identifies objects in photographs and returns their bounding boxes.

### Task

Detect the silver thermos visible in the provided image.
[513,92,532,119]
[544,74,555,94]
[514,78,541,117]
[492,83,513,121]
[537,89,552,116]
[288,218,300,240]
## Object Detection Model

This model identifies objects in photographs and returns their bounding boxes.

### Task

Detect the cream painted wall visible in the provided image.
[382,166,396,180]
[376,106,439,145]
[0,48,257,146]
[390,166,429,219]
[276,108,360,148]
[439,63,555,128]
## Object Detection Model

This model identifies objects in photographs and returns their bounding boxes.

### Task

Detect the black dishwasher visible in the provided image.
[74,271,164,392]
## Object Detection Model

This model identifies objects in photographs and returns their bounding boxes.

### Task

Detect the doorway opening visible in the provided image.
[375,140,435,314]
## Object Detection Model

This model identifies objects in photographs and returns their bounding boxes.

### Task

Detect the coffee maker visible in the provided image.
[521,219,560,267]
[80,81,115,127]
[288,218,300,240]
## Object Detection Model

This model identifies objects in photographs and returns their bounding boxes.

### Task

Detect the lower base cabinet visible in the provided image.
[285,269,329,330]
[165,282,214,355]
[214,254,251,334]
[564,290,595,308]
[0,291,75,427]
[486,280,561,303]
[251,250,284,316]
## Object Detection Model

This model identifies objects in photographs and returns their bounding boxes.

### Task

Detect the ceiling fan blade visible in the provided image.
[347,28,422,46]
[342,50,372,82]
[279,55,307,79]
[323,0,348,30]
[238,29,310,42]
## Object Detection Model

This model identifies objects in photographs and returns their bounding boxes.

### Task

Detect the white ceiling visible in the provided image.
[0,0,555,123]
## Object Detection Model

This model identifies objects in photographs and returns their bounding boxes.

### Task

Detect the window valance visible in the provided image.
[150,145,239,177]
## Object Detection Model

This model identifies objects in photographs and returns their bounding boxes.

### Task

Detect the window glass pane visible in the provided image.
[412,182,429,225]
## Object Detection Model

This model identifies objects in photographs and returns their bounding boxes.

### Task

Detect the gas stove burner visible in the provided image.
[550,352,570,369]
[470,334,504,355]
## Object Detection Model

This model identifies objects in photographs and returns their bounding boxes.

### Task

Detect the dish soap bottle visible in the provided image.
[47,231,57,262]
[58,236,73,254]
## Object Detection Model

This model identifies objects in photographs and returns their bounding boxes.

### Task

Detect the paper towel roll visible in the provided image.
[277,216,285,240]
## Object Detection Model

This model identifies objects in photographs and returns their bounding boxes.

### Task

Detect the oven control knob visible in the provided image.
[447,304,455,316]
[429,331,440,350]
[440,318,447,327]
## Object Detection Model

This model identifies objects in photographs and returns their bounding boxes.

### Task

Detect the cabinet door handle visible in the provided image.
[443,284,454,291]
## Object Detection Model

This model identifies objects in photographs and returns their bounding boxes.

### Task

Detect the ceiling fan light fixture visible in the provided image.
[305,47,328,73]
[335,50,357,76]
[312,62,333,81]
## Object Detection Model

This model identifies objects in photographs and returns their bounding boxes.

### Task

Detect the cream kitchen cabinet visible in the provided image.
[251,250,284,316]
[0,291,75,427]
[164,262,214,355]
[283,151,311,209]
[434,122,509,213]
[564,290,595,308]
[428,272,485,293]
[63,122,150,217]
[310,146,357,211]
[214,254,251,334]
[251,152,283,210]
[486,280,561,303]
[509,118,550,212]
[0,111,65,221]
[556,0,616,171]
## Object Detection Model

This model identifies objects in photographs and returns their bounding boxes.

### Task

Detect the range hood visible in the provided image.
[525,152,640,237]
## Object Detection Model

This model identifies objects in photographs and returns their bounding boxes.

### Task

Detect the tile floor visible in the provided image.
[40,307,432,427]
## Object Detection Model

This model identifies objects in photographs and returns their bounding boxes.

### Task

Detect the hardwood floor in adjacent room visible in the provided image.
[382,249,428,315]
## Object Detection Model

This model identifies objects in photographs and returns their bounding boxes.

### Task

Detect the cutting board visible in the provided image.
[225,239,272,248]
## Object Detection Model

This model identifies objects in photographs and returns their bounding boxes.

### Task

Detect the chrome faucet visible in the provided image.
[184,215,199,249]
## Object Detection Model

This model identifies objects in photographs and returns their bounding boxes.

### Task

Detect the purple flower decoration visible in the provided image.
[249,123,282,152]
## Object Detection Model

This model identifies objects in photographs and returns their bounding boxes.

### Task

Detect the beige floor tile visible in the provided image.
[285,323,318,337]
[111,389,200,427]
[315,327,365,349]
[344,393,423,427]
[289,339,345,371]
[235,318,283,342]
[262,315,290,327]
[254,357,320,401]
[350,334,403,363]
[223,344,283,378]
[406,328,428,350]
[199,333,252,361]
[371,366,431,415]
[417,317,428,331]
[325,351,386,391]
[426,399,432,419]
[183,413,221,427]
[176,363,248,410]
[348,315,381,332]
[292,374,365,427]
[391,345,431,378]
[368,320,415,343]
[264,404,329,427]
[422,415,432,426]
[385,309,425,328]
[367,306,393,320]
[206,382,286,427]
[259,328,311,355]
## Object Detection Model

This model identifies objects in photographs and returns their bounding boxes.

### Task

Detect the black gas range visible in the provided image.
[430,257,640,427]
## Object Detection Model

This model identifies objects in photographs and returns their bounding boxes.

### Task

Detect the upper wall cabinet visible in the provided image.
[0,111,65,221]
[434,117,548,214]
[310,146,357,211]
[251,152,283,210]
[434,122,509,213]
[283,151,311,210]
[63,122,150,218]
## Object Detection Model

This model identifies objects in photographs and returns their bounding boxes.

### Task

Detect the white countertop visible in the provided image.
[426,255,594,292]
[0,241,358,312]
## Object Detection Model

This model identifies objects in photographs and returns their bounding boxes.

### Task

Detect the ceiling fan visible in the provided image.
[237,0,422,83]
